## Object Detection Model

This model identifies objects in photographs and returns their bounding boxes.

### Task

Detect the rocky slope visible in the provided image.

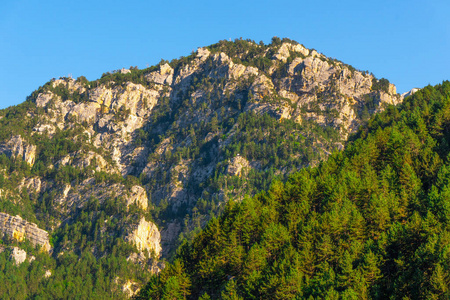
[0,37,402,296]
[0,212,51,251]
[137,82,450,300]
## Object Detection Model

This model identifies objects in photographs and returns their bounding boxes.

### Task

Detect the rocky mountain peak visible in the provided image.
[0,37,406,296]
[401,87,420,99]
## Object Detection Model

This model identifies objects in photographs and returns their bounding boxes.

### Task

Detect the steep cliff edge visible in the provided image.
[0,212,51,251]
[125,217,161,257]
[0,135,36,165]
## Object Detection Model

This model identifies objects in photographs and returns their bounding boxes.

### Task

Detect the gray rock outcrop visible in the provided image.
[10,247,27,265]
[227,155,250,176]
[0,213,51,251]
[0,135,36,165]
[126,186,149,210]
[125,217,162,257]
[401,88,420,99]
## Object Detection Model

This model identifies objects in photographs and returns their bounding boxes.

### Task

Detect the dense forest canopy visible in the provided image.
[137,81,450,299]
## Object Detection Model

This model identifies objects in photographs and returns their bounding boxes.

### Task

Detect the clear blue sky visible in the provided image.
[1,0,449,109]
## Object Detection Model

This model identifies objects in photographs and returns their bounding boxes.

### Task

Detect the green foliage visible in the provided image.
[92,65,158,89]
[49,82,89,104]
[371,78,391,93]
[145,105,342,254]
[205,38,285,74]
[0,101,40,142]
[139,81,450,299]
[0,94,153,299]
[0,190,151,299]
[0,245,136,299]
[0,38,436,299]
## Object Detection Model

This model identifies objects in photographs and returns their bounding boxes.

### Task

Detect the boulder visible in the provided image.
[10,247,27,265]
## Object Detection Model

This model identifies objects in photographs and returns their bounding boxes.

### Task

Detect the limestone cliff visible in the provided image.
[0,213,51,251]
[125,217,161,257]
[227,155,250,176]
[0,135,36,165]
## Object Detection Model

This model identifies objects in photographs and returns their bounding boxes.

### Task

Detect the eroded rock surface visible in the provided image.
[10,247,27,265]
[125,217,162,257]
[0,135,36,165]
[0,213,51,251]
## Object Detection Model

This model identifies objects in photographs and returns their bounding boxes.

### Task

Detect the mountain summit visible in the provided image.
[0,37,401,297]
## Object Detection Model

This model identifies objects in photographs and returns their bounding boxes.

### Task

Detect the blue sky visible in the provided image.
[1,0,449,109]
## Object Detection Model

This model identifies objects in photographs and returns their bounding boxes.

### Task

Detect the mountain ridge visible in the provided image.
[0,37,403,297]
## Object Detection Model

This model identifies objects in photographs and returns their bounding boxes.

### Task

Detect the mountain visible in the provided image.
[401,88,420,99]
[0,37,400,298]
[137,82,450,299]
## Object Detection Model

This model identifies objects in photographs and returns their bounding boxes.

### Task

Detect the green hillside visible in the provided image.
[0,38,403,298]
[137,82,450,299]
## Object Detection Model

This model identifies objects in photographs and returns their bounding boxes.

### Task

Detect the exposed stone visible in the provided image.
[11,39,406,272]
[74,151,110,172]
[20,177,43,195]
[125,218,161,257]
[250,73,274,98]
[274,43,309,62]
[228,63,259,80]
[122,280,140,298]
[35,92,54,107]
[0,135,37,165]
[34,79,164,175]
[146,63,174,85]
[379,90,402,106]
[197,47,211,61]
[227,155,250,176]
[119,68,131,74]
[33,124,55,134]
[401,88,420,99]
[271,44,401,138]
[126,186,148,210]
[51,78,85,93]
[10,247,27,265]
[0,213,51,251]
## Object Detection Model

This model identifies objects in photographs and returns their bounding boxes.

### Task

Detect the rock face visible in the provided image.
[271,48,400,137]
[146,63,174,85]
[35,78,162,175]
[125,218,161,257]
[126,186,149,210]
[10,247,27,265]
[28,40,401,188]
[401,88,420,99]
[0,213,51,251]
[122,280,140,298]
[227,155,250,176]
[0,135,36,165]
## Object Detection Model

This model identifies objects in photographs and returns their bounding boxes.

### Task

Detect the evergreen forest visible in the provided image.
[137,82,450,299]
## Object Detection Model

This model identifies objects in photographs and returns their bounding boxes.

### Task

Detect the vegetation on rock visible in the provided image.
[0,38,403,298]
[137,82,450,299]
